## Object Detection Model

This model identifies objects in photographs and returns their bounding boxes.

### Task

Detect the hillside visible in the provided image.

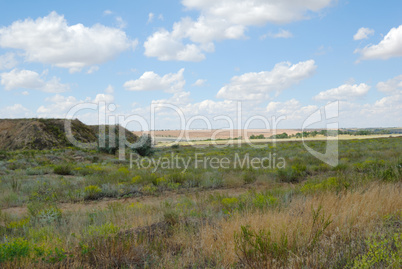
[0,118,137,151]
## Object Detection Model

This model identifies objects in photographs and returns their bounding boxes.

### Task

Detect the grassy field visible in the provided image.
[0,137,401,268]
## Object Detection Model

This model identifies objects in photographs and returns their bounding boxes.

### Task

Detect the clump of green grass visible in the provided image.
[242,170,257,184]
[84,185,102,200]
[53,165,73,176]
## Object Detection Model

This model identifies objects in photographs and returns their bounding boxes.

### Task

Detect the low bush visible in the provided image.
[84,185,102,200]
[53,165,73,176]
[351,233,401,268]
[242,171,257,184]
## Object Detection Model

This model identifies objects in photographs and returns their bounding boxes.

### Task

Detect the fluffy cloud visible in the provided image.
[1,69,69,93]
[87,66,99,74]
[37,93,114,118]
[0,52,18,70]
[353,92,402,126]
[313,83,370,101]
[376,74,402,94]
[115,16,127,29]
[192,79,206,87]
[373,94,402,109]
[124,69,185,93]
[182,0,333,25]
[145,0,334,61]
[217,60,317,101]
[353,27,374,40]
[144,15,246,61]
[37,95,80,116]
[105,85,114,94]
[0,12,136,72]
[261,29,293,39]
[266,98,318,120]
[144,28,207,61]
[147,13,154,24]
[0,104,31,118]
[355,25,402,60]
[151,91,193,107]
[93,93,114,104]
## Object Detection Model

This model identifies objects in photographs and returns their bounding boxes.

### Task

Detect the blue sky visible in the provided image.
[0,0,401,130]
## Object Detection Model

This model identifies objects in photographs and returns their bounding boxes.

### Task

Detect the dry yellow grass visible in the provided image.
[1,183,400,268]
[195,182,402,267]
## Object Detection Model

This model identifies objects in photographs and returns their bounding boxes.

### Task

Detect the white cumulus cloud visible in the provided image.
[105,85,114,94]
[87,66,99,74]
[0,52,18,70]
[37,93,114,119]
[261,29,293,39]
[376,74,402,94]
[355,25,402,60]
[0,12,136,72]
[145,0,334,61]
[192,79,206,87]
[144,28,207,61]
[0,104,31,118]
[1,69,69,93]
[353,27,374,40]
[217,60,317,101]
[182,0,333,25]
[266,99,318,120]
[124,68,185,93]
[314,83,370,101]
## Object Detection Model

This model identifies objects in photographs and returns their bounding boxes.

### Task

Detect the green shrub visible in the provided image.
[97,132,120,155]
[0,237,31,263]
[36,206,63,225]
[234,225,290,268]
[27,203,63,224]
[300,177,350,194]
[252,193,277,210]
[381,166,400,182]
[163,210,180,226]
[352,233,401,268]
[221,197,239,211]
[142,184,157,195]
[167,172,186,184]
[276,164,307,183]
[132,134,154,157]
[84,185,102,200]
[53,165,72,175]
[8,175,21,192]
[171,144,180,149]
[86,222,119,239]
[26,167,45,176]
[242,171,257,184]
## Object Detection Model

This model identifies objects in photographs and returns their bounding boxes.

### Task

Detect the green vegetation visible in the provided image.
[249,134,265,139]
[269,132,289,139]
[0,137,400,268]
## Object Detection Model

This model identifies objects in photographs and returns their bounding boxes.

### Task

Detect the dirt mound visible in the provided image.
[0,118,137,151]
[89,125,138,144]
